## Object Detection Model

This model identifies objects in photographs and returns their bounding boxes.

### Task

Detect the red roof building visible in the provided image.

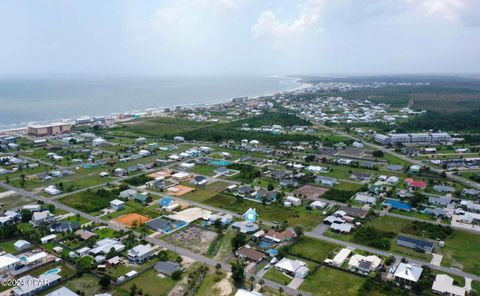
[404,178,427,190]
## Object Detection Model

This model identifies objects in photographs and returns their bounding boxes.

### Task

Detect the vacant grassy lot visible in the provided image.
[442,230,480,274]
[181,181,229,202]
[105,117,214,139]
[204,193,324,230]
[60,190,115,213]
[114,268,177,296]
[63,273,103,296]
[196,271,231,296]
[286,237,338,263]
[300,266,366,296]
[264,268,292,286]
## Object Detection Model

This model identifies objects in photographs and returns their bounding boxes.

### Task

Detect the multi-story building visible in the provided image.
[388,133,411,145]
[430,132,451,143]
[27,122,73,136]
[410,133,431,143]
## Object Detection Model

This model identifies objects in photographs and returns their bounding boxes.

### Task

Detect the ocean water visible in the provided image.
[0,76,302,128]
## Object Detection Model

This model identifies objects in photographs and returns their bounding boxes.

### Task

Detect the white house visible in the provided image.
[119,189,137,199]
[0,254,20,273]
[127,244,156,263]
[275,258,309,278]
[14,240,31,251]
[348,254,382,273]
[285,196,301,206]
[40,234,57,244]
[110,199,125,211]
[43,185,61,196]
[394,263,423,285]
[31,210,55,226]
[432,274,468,296]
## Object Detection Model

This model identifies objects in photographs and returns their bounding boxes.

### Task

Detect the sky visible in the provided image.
[0,0,479,76]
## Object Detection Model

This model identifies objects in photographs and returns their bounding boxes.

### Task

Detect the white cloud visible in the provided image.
[405,0,480,26]
[252,0,326,38]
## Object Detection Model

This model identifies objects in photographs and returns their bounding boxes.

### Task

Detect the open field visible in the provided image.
[103,117,215,139]
[113,268,177,296]
[300,266,366,296]
[286,237,338,263]
[181,181,229,202]
[264,268,292,286]
[441,230,480,275]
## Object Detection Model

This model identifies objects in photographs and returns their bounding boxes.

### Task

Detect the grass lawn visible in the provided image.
[31,261,77,278]
[441,230,480,274]
[286,237,338,263]
[59,190,115,213]
[62,273,104,296]
[333,181,365,191]
[106,257,160,279]
[0,239,17,253]
[0,194,33,210]
[300,266,366,296]
[368,215,411,233]
[263,268,292,286]
[196,271,230,296]
[204,193,324,231]
[181,181,229,202]
[94,227,121,239]
[206,229,236,259]
[191,165,217,176]
[113,268,177,296]
[390,210,435,221]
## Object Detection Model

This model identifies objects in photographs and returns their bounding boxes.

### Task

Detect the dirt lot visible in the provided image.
[164,225,218,254]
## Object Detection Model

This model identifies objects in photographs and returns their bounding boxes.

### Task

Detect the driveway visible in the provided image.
[288,277,304,290]
[431,254,443,266]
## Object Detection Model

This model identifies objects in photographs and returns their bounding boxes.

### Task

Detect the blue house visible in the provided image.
[159,197,173,208]
[243,208,258,222]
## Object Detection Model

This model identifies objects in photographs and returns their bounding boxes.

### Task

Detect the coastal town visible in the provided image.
[0,80,479,296]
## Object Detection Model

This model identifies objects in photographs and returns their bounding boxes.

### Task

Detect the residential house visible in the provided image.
[127,244,156,264]
[285,196,301,206]
[275,258,309,278]
[236,247,266,263]
[394,263,423,285]
[110,199,125,211]
[232,221,259,234]
[31,210,55,226]
[350,172,372,182]
[119,189,137,199]
[75,229,98,241]
[49,221,81,233]
[432,274,468,296]
[190,175,208,187]
[354,193,377,205]
[348,254,382,273]
[14,240,31,251]
[315,176,338,187]
[292,185,328,201]
[264,229,295,243]
[397,235,434,253]
[154,261,184,276]
[433,185,456,194]
[404,178,427,190]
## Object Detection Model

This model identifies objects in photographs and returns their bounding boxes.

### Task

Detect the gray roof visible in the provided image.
[154,261,182,275]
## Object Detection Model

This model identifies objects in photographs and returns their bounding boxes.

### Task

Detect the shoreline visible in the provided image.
[0,77,311,134]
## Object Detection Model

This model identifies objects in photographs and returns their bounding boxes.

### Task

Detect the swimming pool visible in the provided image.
[210,160,232,166]
[385,199,412,211]
[43,268,61,276]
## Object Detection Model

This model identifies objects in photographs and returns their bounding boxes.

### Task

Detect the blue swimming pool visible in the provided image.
[43,268,61,276]
[258,241,274,248]
[210,160,232,166]
[385,199,412,211]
